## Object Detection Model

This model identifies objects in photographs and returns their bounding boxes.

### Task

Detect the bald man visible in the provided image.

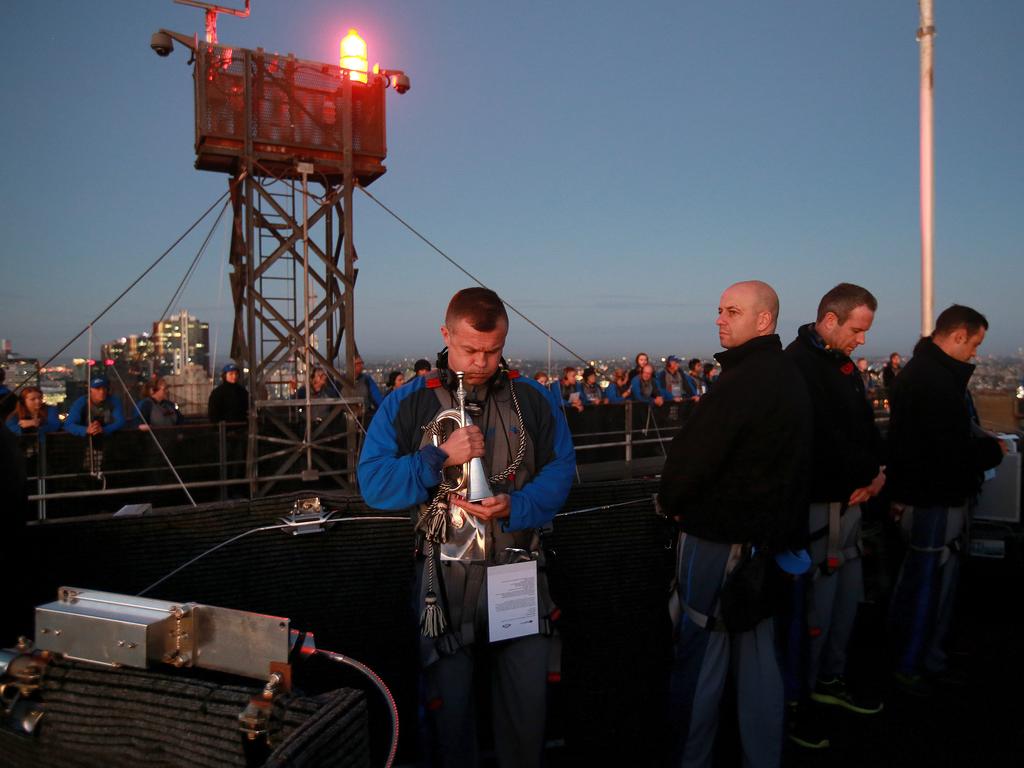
[659,280,812,768]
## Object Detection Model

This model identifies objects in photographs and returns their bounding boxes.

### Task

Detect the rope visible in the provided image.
[358,185,588,364]
[107,364,197,509]
[136,513,408,597]
[157,199,231,323]
[10,188,234,394]
[416,375,529,638]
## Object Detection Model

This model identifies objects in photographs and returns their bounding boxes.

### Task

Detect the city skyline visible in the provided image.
[1,2,1021,362]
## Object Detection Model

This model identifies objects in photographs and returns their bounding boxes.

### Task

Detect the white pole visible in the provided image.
[918,0,936,337]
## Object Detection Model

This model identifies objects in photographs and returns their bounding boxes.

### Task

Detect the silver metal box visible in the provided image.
[35,588,183,668]
[34,588,291,680]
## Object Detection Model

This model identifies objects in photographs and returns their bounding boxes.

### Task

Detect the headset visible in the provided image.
[435,347,511,392]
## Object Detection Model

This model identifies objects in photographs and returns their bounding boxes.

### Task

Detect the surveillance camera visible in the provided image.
[390,73,410,94]
[151,31,174,57]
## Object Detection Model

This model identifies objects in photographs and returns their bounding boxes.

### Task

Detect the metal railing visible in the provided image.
[15,399,893,519]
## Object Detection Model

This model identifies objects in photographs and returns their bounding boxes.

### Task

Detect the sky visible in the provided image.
[1,1,1021,365]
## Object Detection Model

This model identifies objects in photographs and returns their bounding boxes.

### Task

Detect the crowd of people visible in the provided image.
[353,283,1006,768]
[0,282,1009,768]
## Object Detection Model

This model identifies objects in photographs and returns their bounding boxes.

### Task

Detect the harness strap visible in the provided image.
[900,505,961,567]
[826,501,843,569]
[681,600,727,632]
[671,540,743,633]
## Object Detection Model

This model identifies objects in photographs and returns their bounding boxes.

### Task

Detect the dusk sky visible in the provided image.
[1,1,1021,364]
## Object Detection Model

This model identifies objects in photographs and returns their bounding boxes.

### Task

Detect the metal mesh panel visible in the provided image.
[195,45,386,174]
[0,659,369,768]
[16,493,416,761]
[548,479,675,762]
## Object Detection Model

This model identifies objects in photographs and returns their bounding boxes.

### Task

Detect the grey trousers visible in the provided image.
[806,503,864,686]
[424,633,550,768]
[889,505,965,676]
[668,534,784,768]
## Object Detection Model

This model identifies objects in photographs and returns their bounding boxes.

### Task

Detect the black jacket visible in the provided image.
[886,337,1003,507]
[659,334,812,552]
[785,324,882,502]
[208,381,249,423]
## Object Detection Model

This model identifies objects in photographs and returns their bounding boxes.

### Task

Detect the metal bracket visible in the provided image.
[280,496,334,535]
[1,648,51,737]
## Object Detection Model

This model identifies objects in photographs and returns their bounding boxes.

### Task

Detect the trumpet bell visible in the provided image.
[465,457,494,502]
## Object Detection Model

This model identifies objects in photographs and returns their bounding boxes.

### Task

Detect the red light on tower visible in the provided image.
[340,28,368,84]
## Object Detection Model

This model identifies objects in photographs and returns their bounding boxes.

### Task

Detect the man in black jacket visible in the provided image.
[660,280,811,768]
[208,362,249,494]
[783,283,885,748]
[887,305,1004,694]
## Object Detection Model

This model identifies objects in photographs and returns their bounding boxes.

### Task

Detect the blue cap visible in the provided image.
[222,363,239,374]
[774,549,812,576]
[667,355,682,364]
[90,376,110,389]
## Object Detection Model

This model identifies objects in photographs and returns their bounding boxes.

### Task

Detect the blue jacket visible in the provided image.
[358,373,575,531]
[548,379,579,408]
[361,373,384,408]
[575,381,605,406]
[64,395,125,437]
[5,408,62,440]
[631,375,668,403]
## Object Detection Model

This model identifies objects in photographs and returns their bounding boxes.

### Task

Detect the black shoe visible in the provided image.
[893,671,933,698]
[811,676,884,714]
[786,702,830,749]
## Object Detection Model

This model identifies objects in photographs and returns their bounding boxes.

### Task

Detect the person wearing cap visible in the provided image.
[209,362,249,496]
[413,359,432,378]
[658,356,688,402]
[209,363,249,424]
[782,283,886,749]
[575,366,605,406]
[64,376,126,437]
[659,281,811,768]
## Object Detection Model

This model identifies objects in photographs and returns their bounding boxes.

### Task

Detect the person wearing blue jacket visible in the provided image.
[631,363,667,405]
[64,376,125,437]
[575,366,605,406]
[5,386,62,440]
[358,287,575,768]
[550,366,584,412]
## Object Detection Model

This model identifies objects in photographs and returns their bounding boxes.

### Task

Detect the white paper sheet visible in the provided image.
[487,560,540,643]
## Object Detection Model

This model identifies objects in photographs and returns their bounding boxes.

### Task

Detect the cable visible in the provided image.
[555,496,654,517]
[136,513,408,597]
[357,185,588,364]
[11,188,234,393]
[316,649,399,768]
[107,364,197,509]
[157,199,231,323]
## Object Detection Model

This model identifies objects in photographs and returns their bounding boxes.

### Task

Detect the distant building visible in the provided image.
[153,311,210,376]
[0,345,40,389]
[166,364,214,418]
